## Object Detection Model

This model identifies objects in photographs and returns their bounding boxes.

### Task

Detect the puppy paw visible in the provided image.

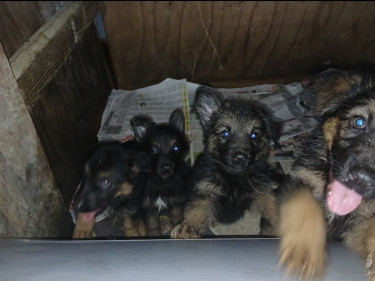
[279,190,327,280]
[366,252,375,281]
[366,245,375,281]
[72,213,95,239]
[170,222,201,239]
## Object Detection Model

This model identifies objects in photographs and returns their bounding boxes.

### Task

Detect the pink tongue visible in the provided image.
[81,211,97,222]
[326,180,362,216]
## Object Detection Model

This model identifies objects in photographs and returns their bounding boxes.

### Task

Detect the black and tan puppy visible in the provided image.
[72,141,150,238]
[170,86,282,239]
[279,70,375,281]
[131,108,191,236]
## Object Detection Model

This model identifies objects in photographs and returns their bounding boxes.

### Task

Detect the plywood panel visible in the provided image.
[29,23,112,206]
[6,1,112,206]
[0,42,73,238]
[0,1,67,57]
[101,1,375,89]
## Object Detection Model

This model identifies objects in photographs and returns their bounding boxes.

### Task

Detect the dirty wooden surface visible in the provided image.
[0,42,73,238]
[101,1,375,90]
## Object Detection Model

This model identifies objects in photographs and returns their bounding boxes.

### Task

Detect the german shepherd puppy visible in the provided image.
[278,70,375,281]
[72,141,150,238]
[131,108,191,236]
[170,86,282,239]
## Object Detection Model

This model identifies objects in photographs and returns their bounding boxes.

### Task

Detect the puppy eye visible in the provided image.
[250,132,257,139]
[98,179,112,190]
[152,145,159,153]
[221,130,230,138]
[351,116,366,130]
[172,144,179,152]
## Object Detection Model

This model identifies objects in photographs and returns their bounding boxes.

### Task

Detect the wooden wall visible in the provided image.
[0,1,67,58]
[101,1,375,90]
[0,42,73,238]
[28,23,112,207]
[0,2,113,237]
[1,0,375,237]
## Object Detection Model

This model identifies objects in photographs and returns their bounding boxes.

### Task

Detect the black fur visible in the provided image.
[72,141,150,238]
[278,69,375,281]
[171,86,282,238]
[131,108,191,236]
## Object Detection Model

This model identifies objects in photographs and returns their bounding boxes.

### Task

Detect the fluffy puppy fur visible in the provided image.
[278,69,375,281]
[171,86,282,239]
[72,141,150,238]
[131,108,191,236]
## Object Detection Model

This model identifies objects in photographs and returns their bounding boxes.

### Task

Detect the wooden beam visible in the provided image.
[0,41,74,238]
[9,1,99,109]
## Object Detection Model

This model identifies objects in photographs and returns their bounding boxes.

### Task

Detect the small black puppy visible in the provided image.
[72,141,150,238]
[171,86,282,239]
[131,108,191,236]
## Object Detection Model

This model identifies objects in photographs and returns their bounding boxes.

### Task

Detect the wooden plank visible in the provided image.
[9,1,99,109]
[29,24,112,206]
[0,41,73,238]
[101,1,375,90]
[0,1,67,57]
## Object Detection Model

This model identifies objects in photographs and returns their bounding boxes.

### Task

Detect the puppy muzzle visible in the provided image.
[158,160,175,179]
[232,151,249,167]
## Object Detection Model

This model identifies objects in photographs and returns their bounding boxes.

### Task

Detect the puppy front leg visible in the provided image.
[73,213,95,238]
[343,217,375,281]
[145,211,161,236]
[256,192,279,236]
[123,214,146,237]
[279,189,327,280]
[169,205,184,226]
[170,199,211,239]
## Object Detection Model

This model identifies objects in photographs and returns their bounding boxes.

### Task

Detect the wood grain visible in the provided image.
[101,1,375,90]
[0,41,73,238]
[9,1,100,109]
[0,1,67,57]
[29,24,112,206]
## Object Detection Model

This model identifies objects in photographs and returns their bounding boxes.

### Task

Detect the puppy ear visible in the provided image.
[302,69,375,116]
[130,114,154,141]
[169,108,185,134]
[255,104,283,144]
[193,86,223,129]
[266,118,283,144]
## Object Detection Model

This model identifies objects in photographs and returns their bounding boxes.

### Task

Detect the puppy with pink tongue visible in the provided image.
[327,180,363,216]
[278,70,375,281]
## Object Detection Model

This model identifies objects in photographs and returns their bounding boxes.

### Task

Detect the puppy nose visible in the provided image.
[159,161,174,179]
[347,167,375,197]
[233,151,248,166]
[161,163,172,172]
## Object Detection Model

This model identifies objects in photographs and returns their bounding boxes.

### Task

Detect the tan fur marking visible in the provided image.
[292,167,326,198]
[145,213,160,236]
[322,117,339,151]
[344,217,375,280]
[137,218,147,236]
[345,217,375,260]
[115,182,133,197]
[279,189,327,281]
[84,164,91,176]
[332,77,351,94]
[170,206,184,226]
[97,171,110,179]
[255,192,279,236]
[170,199,212,239]
[72,213,95,239]
[123,215,145,237]
[130,163,139,177]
